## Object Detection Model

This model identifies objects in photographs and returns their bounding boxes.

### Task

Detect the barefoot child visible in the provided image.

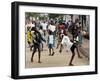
[26,26,31,48]
[48,31,55,56]
[31,27,46,63]
[59,31,82,66]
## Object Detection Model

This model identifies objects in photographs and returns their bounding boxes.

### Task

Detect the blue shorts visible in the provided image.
[48,44,53,48]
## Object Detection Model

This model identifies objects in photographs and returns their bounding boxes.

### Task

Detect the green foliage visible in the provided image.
[48,14,63,19]
[82,15,86,20]
[25,12,39,19]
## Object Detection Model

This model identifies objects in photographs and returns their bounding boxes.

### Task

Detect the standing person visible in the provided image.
[57,21,65,35]
[48,31,55,56]
[48,21,56,46]
[72,22,82,47]
[41,21,48,36]
[39,26,44,51]
[59,31,82,66]
[31,27,46,63]
[66,20,72,31]
[56,21,65,49]
[56,30,64,49]
[71,19,80,40]
[71,22,77,40]
[78,22,83,46]
[30,22,36,51]
[26,26,31,48]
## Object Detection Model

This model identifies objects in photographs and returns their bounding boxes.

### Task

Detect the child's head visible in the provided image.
[27,26,30,31]
[50,20,54,25]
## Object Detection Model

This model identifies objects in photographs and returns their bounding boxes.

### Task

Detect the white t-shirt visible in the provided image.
[41,23,47,30]
[61,35,73,50]
[48,35,53,44]
[31,23,35,28]
[48,25,56,32]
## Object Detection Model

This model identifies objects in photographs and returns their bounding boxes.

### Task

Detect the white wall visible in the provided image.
[0,0,99,81]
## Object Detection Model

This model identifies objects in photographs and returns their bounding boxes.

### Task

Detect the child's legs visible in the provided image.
[76,44,82,58]
[31,44,37,62]
[56,41,61,48]
[51,48,54,52]
[41,43,43,50]
[48,44,52,55]
[30,44,34,51]
[51,44,54,53]
[69,44,76,65]
[37,45,41,63]
[51,48,55,56]
[49,48,51,55]
[28,41,31,46]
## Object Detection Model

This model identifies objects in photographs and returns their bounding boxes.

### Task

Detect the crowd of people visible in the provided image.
[26,18,83,66]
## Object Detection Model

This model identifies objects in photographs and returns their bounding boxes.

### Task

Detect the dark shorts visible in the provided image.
[48,44,53,48]
[34,43,40,48]
[70,43,77,53]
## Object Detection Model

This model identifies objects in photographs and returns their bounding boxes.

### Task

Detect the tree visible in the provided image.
[48,14,63,19]
[25,12,39,20]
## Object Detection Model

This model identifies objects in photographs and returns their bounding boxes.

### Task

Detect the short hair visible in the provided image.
[31,27,36,31]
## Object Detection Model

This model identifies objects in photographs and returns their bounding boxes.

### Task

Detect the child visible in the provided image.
[31,27,46,63]
[59,31,82,66]
[48,21,56,47]
[41,21,48,36]
[39,26,44,51]
[56,29,64,49]
[48,31,55,56]
[26,26,31,48]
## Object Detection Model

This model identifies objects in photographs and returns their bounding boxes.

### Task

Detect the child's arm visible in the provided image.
[40,33,46,43]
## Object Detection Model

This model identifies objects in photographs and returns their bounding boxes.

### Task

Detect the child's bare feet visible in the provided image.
[38,61,42,63]
[51,52,55,56]
[59,50,62,53]
[78,56,82,58]
[69,63,74,66]
[31,58,33,62]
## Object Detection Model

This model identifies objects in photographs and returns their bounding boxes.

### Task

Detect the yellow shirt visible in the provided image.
[26,31,31,42]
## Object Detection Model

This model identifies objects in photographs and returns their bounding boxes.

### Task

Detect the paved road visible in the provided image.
[25,35,89,68]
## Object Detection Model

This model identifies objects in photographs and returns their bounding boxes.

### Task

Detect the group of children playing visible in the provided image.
[26,22,82,66]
